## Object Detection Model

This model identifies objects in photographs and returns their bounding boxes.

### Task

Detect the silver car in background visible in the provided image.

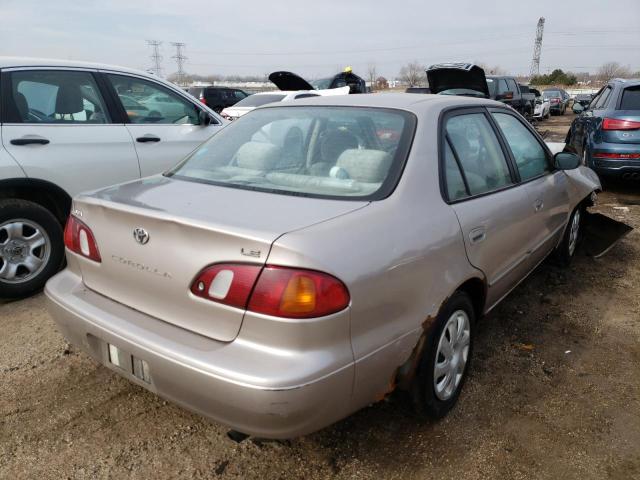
[45,94,600,439]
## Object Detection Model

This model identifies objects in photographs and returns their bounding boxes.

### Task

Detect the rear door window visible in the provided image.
[5,70,110,124]
[444,112,513,197]
[619,86,640,110]
[491,112,550,181]
[593,86,612,109]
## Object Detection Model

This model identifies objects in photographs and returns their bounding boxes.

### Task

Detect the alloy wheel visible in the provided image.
[0,219,51,284]
[434,310,471,401]
[568,209,581,257]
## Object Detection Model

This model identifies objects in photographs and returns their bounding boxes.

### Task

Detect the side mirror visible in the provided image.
[554,152,580,170]
[198,109,212,126]
[572,103,585,114]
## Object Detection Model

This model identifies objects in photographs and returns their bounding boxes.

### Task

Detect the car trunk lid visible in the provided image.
[73,176,367,341]
[268,71,315,91]
[601,111,640,145]
[426,63,490,98]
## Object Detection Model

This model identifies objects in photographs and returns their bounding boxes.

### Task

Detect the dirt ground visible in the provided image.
[1,112,639,480]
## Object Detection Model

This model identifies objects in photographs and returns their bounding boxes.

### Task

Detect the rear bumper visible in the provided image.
[45,270,354,439]
[591,145,640,178]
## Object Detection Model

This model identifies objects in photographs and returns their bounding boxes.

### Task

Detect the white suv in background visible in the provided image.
[0,57,225,298]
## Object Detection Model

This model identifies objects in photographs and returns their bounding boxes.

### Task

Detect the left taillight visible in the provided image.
[64,215,101,262]
[602,118,640,131]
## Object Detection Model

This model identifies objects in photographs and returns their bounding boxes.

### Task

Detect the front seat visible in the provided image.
[54,83,84,121]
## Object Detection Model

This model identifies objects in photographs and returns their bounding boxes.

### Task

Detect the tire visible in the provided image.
[545,110,550,120]
[556,203,584,267]
[581,142,591,167]
[0,199,64,299]
[411,291,475,419]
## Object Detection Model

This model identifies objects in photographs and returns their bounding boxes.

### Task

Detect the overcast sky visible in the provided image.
[2,0,639,80]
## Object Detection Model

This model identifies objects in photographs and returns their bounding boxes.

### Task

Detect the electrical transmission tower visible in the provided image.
[146,40,163,77]
[529,17,545,77]
[171,42,187,86]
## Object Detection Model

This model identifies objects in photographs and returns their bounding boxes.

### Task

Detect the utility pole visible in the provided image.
[171,42,187,86]
[146,40,163,77]
[529,17,545,77]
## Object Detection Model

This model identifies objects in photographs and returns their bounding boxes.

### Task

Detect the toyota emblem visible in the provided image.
[133,227,150,245]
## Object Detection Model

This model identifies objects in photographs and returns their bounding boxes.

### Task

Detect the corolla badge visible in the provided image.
[133,227,150,245]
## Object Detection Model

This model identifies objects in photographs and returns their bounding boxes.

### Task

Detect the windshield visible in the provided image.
[310,78,332,90]
[485,78,496,97]
[169,106,416,200]
[543,90,561,98]
[234,94,286,107]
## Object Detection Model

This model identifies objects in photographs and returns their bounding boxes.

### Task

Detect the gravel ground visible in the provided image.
[1,113,639,480]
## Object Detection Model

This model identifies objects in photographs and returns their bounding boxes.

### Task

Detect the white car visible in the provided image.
[533,96,551,120]
[221,87,349,121]
[0,57,225,298]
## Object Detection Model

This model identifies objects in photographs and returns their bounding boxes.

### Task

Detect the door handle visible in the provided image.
[534,199,544,212]
[10,136,50,146]
[136,135,161,143]
[469,227,486,244]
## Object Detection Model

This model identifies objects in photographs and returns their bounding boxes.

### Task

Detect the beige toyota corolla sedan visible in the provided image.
[45,94,601,439]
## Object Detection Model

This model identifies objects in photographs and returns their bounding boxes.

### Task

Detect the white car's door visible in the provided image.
[104,73,223,176]
[0,68,140,197]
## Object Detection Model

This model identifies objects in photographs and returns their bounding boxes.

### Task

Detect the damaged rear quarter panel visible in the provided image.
[267,111,484,414]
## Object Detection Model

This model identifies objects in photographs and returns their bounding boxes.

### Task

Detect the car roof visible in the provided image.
[0,56,154,76]
[610,78,640,86]
[260,92,507,114]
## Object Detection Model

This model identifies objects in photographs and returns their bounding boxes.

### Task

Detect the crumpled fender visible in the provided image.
[564,166,602,203]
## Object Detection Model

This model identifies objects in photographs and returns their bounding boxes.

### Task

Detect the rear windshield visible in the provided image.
[619,86,640,110]
[485,78,496,96]
[234,94,286,107]
[543,90,561,98]
[168,106,416,200]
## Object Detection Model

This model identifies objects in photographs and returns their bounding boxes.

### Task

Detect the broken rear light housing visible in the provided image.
[191,264,350,318]
[64,215,101,262]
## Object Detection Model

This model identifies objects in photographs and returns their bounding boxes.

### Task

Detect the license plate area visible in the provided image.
[107,342,151,384]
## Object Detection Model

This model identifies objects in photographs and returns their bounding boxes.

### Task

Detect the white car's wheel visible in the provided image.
[0,200,64,298]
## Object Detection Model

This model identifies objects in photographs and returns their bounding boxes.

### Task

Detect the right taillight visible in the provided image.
[64,215,101,262]
[190,264,350,318]
[199,96,207,105]
[602,118,640,131]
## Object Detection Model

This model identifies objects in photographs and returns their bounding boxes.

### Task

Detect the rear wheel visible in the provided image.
[412,291,475,418]
[0,200,64,299]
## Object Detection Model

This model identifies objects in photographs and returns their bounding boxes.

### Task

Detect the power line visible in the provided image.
[146,40,163,77]
[171,42,187,86]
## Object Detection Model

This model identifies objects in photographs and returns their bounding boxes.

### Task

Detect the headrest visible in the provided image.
[320,129,358,163]
[235,142,281,170]
[337,149,393,183]
[55,83,84,114]
[14,92,28,120]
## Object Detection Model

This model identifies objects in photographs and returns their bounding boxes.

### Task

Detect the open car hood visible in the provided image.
[269,71,315,91]
[426,63,490,98]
